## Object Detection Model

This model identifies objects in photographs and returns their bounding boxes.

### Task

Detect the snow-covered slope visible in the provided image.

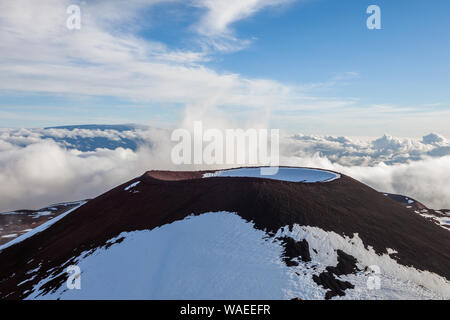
[0,167,449,300]
[29,212,306,300]
[27,212,447,300]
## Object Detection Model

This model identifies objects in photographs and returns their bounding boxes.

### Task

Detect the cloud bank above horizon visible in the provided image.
[0,126,449,212]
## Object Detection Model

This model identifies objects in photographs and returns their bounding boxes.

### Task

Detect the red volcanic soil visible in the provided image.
[0,168,449,299]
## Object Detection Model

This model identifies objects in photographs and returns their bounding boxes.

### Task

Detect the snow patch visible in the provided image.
[278,225,449,299]
[419,213,450,230]
[25,211,447,300]
[32,211,53,218]
[0,201,86,251]
[124,181,140,192]
[2,234,18,238]
[203,167,340,183]
[27,212,326,300]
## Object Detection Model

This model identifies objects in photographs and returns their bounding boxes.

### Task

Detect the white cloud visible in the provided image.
[422,133,447,146]
[0,127,449,212]
[193,0,293,36]
[281,153,450,210]
[0,0,351,119]
[0,128,175,212]
[0,1,448,211]
[1,0,449,137]
[190,0,296,52]
[284,133,447,166]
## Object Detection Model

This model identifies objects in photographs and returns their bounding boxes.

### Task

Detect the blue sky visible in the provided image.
[0,0,449,137]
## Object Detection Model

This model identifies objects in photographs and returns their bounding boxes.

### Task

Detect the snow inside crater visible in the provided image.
[203,167,340,183]
[27,211,447,300]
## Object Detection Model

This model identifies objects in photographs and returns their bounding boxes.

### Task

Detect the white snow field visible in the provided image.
[277,225,450,299]
[203,167,340,183]
[27,211,448,300]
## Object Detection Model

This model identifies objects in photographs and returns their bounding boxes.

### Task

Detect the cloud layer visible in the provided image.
[0,0,336,112]
[0,1,448,211]
[0,126,449,212]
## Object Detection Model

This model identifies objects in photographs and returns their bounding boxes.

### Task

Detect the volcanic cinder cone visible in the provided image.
[0,167,449,300]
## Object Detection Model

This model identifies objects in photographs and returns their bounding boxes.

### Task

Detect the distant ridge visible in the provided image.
[43,124,148,131]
